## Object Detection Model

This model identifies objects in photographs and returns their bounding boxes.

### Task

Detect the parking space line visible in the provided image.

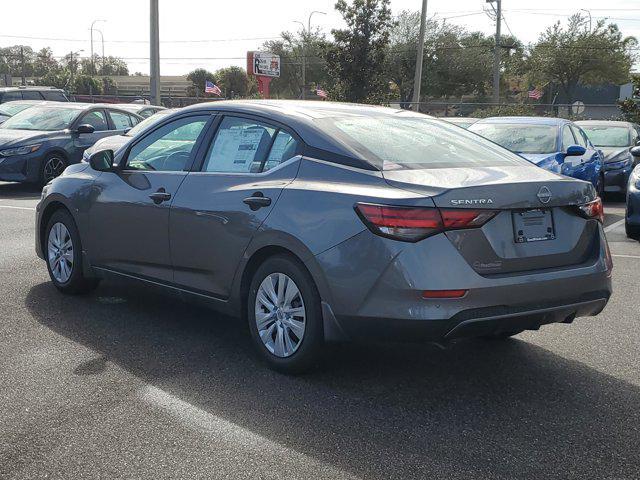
[612,254,640,260]
[604,219,625,233]
[0,205,35,211]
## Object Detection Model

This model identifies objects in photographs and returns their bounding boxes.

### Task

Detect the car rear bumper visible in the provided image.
[314,226,612,342]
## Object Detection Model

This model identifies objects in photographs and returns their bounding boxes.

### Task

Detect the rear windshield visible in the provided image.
[469,123,558,154]
[580,126,630,147]
[316,115,527,170]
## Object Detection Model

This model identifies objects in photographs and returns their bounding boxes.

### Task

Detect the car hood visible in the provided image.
[85,135,130,156]
[0,129,54,147]
[599,147,630,163]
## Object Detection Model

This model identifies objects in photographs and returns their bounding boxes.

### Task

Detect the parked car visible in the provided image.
[469,117,604,194]
[0,86,69,103]
[441,117,477,129]
[0,100,50,125]
[576,120,640,195]
[0,103,142,184]
[83,108,176,160]
[116,103,166,119]
[36,101,612,372]
[626,158,640,239]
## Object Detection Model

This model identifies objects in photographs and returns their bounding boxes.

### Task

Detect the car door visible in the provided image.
[169,114,302,298]
[570,124,600,186]
[86,113,213,282]
[71,109,117,163]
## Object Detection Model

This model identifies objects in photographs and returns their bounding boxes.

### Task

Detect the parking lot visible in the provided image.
[1,181,639,480]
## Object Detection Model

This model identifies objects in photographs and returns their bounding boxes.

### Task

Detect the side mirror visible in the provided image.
[76,124,95,134]
[88,149,115,172]
[123,127,132,134]
[631,146,640,157]
[565,145,586,156]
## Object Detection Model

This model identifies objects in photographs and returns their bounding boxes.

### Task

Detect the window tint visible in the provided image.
[562,125,575,149]
[2,91,21,102]
[109,110,133,130]
[203,117,276,173]
[79,110,109,131]
[125,115,209,172]
[570,125,587,148]
[263,130,299,171]
[41,91,68,101]
[22,91,44,100]
[468,123,557,154]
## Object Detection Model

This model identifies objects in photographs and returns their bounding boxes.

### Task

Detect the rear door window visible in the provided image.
[21,91,44,100]
[78,110,109,132]
[263,130,299,172]
[109,110,134,130]
[41,90,68,101]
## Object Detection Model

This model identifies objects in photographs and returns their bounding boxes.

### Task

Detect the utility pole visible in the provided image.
[412,0,428,110]
[20,46,26,86]
[150,0,161,106]
[489,0,502,105]
[69,51,74,94]
[94,29,105,74]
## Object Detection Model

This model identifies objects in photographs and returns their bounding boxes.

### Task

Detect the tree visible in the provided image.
[215,66,251,98]
[72,74,102,95]
[528,14,637,103]
[32,48,59,77]
[325,0,394,103]
[186,68,216,97]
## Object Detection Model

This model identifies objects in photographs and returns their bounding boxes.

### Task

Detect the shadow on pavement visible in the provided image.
[0,182,41,200]
[26,280,640,480]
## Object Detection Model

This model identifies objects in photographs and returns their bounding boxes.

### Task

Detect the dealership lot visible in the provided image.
[1,182,639,480]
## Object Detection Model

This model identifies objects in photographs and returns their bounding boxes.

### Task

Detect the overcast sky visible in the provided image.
[1,0,639,76]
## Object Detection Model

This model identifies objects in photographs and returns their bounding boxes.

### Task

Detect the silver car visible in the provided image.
[36,101,612,372]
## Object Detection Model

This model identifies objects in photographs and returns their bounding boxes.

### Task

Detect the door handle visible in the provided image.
[243,192,271,210]
[149,188,172,204]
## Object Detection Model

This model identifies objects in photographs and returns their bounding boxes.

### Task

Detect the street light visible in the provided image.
[580,9,592,32]
[295,10,326,99]
[90,19,106,75]
[93,28,105,75]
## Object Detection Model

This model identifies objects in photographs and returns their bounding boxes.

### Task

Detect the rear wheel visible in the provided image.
[247,255,323,373]
[45,209,99,294]
[41,153,67,185]
[626,221,640,240]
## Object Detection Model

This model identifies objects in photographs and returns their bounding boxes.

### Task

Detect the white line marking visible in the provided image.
[612,254,640,259]
[139,385,361,479]
[604,219,625,233]
[0,204,35,211]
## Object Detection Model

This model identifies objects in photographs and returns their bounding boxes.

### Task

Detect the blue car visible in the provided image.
[626,156,640,239]
[469,117,604,194]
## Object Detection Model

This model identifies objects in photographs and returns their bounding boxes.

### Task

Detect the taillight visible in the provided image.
[576,197,604,223]
[355,203,497,242]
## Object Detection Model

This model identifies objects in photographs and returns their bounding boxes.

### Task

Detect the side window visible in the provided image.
[42,91,68,101]
[2,91,21,101]
[129,114,141,126]
[203,117,276,173]
[570,125,587,148]
[631,126,639,145]
[109,110,133,130]
[125,115,209,172]
[263,130,299,172]
[22,91,44,100]
[562,125,576,150]
[79,110,109,131]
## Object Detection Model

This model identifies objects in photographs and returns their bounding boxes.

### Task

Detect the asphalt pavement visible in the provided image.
[0,181,639,480]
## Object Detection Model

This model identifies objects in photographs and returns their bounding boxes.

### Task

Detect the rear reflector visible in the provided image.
[422,289,468,299]
[576,197,604,223]
[355,203,497,242]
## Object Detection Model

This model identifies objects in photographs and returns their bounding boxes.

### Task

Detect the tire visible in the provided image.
[482,329,524,340]
[247,254,323,373]
[626,221,640,240]
[596,174,605,198]
[41,153,68,185]
[44,209,99,294]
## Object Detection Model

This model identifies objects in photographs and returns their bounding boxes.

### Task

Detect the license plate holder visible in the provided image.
[512,209,555,243]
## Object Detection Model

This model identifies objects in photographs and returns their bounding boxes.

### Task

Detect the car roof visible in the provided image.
[575,120,634,127]
[0,100,55,106]
[0,86,65,92]
[474,116,569,126]
[117,104,166,112]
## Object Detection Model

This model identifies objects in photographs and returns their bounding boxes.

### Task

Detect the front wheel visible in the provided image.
[247,255,323,373]
[45,209,99,294]
[41,154,67,185]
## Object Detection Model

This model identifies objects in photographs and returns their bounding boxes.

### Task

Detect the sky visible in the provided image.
[1,0,639,76]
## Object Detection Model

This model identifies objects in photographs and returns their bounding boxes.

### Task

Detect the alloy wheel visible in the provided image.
[254,273,306,358]
[47,222,74,283]
[43,156,66,183]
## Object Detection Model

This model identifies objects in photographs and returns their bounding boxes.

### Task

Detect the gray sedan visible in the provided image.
[35,101,612,372]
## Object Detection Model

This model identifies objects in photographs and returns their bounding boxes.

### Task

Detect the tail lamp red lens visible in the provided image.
[576,197,604,223]
[422,289,468,299]
[355,203,497,242]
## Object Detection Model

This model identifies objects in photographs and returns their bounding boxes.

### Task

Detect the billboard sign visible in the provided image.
[251,52,280,78]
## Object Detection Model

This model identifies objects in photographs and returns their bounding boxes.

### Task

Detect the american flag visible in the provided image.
[205,81,222,96]
[528,88,543,100]
[316,88,328,99]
